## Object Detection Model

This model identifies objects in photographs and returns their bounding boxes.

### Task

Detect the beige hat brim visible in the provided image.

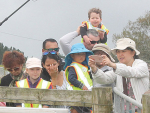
[27,65,42,69]
[92,49,115,62]
[111,46,140,55]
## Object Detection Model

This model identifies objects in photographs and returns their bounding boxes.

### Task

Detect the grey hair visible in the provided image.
[86,29,99,37]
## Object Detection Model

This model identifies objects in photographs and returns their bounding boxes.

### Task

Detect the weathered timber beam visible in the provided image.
[0,86,92,107]
[142,90,150,113]
[92,87,113,113]
[0,107,68,113]
[0,86,113,113]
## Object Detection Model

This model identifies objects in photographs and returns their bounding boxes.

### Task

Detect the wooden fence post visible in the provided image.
[92,87,113,113]
[142,90,150,113]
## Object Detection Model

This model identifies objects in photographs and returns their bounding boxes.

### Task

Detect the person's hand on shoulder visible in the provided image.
[98,31,105,40]
[83,35,92,45]
[76,24,86,35]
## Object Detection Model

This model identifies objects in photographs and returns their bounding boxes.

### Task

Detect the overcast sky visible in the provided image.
[0,0,150,59]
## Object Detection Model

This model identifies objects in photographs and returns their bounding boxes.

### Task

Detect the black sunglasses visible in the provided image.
[90,40,101,44]
[44,47,59,52]
[6,67,20,72]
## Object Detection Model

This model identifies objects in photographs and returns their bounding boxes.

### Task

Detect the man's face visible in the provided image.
[83,34,100,50]
[42,41,59,55]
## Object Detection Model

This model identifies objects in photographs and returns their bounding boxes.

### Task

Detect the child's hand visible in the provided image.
[98,31,105,40]
[82,85,88,90]
[83,35,92,45]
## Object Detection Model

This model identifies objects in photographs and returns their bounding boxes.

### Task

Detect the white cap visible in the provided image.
[26,57,42,69]
[111,38,140,55]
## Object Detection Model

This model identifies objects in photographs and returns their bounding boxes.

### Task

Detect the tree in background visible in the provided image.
[0,43,26,64]
[112,11,150,65]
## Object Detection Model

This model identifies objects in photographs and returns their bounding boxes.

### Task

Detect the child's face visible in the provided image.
[26,67,42,81]
[71,52,86,63]
[89,12,102,27]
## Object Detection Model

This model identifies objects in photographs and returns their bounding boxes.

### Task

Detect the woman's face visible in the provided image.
[43,58,59,73]
[6,64,23,76]
[116,49,135,66]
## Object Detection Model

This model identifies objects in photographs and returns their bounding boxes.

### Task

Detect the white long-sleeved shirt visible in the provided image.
[59,31,78,56]
[92,59,149,103]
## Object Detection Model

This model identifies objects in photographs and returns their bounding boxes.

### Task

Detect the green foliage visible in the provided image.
[0,43,26,64]
[112,11,150,64]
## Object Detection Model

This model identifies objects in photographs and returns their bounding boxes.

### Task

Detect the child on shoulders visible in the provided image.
[80,8,109,45]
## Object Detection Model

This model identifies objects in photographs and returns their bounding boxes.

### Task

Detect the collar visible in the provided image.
[27,76,41,85]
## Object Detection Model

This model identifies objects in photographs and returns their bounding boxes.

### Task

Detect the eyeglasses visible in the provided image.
[90,40,101,44]
[6,67,20,72]
[44,47,59,52]
[43,51,57,55]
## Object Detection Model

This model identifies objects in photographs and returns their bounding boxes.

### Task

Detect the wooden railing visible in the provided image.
[0,86,113,113]
[142,90,150,113]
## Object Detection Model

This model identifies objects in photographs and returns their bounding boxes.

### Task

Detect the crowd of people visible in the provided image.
[0,8,149,113]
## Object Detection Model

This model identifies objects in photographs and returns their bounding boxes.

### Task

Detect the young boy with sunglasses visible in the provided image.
[80,8,109,45]
[16,57,52,108]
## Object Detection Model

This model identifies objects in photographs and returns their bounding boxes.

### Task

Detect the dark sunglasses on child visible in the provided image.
[90,40,101,44]
[43,51,57,55]
[44,47,59,52]
[7,67,20,72]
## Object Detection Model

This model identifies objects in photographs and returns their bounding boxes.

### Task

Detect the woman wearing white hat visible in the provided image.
[91,38,149,103]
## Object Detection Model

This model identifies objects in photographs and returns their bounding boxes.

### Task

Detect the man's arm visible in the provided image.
[59,31,79,56]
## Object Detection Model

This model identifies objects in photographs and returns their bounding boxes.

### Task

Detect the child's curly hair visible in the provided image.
[2,51,25,69]
[88,8,102,19]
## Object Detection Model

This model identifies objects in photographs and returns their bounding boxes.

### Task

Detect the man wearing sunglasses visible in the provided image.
[59,26,101,56]
[42,38,60,55]
[40,38,65,81]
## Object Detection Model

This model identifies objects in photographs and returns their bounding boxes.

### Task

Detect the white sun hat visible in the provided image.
[111,38,140,55]
[26,57,42,69]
